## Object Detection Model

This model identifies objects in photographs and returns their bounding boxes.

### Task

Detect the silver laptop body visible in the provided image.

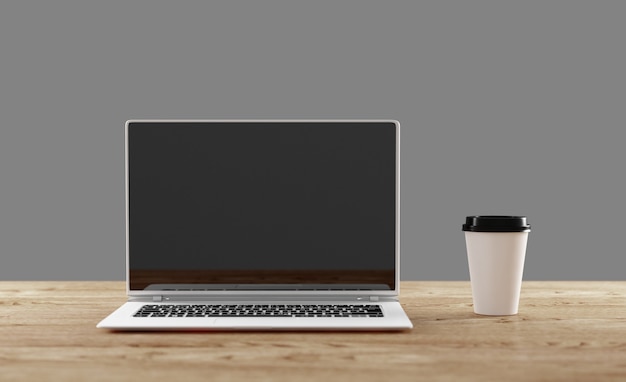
[97,120,413,330]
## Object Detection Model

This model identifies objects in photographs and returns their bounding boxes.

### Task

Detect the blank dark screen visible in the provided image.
[128,121,397,290]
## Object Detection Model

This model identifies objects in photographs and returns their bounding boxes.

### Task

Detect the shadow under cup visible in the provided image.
[462,216,531,316]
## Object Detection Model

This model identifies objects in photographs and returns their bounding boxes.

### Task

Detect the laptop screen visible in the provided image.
[127,121,398,292]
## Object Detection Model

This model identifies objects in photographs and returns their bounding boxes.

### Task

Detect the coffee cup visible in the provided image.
[462,216,531,315]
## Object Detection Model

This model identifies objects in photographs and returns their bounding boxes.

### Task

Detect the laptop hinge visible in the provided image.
[369,296,379,302]
[152,295,163,302]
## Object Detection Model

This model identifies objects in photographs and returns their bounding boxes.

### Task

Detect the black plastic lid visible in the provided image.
[462,216,531,232]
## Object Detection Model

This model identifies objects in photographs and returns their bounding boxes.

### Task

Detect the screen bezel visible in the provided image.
[125,120,401,298]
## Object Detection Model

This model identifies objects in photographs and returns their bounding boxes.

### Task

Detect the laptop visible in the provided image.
[97,120,413,330]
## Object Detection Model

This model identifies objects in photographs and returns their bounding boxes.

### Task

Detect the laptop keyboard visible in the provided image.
[133,304,384,318]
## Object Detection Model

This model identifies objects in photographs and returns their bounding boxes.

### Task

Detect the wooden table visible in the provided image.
[1,281,625,381]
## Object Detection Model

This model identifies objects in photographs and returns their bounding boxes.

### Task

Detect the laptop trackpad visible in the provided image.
[213,318,275,329]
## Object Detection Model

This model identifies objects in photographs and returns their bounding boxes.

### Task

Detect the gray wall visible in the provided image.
[1,1,624,281]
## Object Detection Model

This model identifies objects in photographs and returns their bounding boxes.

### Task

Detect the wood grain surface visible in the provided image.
[1,281,625,381]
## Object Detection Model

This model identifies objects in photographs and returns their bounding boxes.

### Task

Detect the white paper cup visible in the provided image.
[462,216,530,316]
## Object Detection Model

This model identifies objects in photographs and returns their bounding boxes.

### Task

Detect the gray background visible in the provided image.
[1,1,624,281]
